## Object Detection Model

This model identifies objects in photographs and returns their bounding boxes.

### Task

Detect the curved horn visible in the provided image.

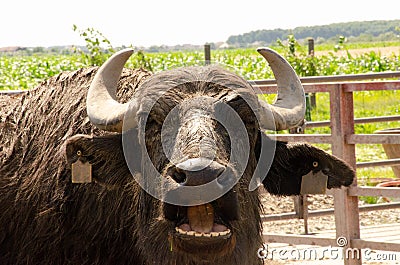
[256,47,306,131]
[86,48,135,132]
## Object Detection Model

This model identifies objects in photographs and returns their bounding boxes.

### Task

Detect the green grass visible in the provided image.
[309,91,400,134]
[307,91,400,196]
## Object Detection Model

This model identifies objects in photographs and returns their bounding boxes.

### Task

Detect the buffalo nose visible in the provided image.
[169,158,225,186]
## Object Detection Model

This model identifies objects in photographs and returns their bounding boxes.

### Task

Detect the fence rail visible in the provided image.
[307,115,400,128]
[262,201,400,222]
[252,71,400,85]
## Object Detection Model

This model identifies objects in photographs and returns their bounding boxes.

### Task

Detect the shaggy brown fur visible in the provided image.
[0,67,150,264]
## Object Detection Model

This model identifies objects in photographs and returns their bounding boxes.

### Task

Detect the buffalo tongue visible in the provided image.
[187,203,214,233]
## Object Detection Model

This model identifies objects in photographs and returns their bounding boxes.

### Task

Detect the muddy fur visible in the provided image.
[0,65,354,265]
[0,67,150,264]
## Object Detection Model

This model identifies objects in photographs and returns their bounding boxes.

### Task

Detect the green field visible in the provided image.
[0,54,84,90]
[1,43,399,198]
[2,42,400,90]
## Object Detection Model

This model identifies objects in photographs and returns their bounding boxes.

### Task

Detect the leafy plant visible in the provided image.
[128,50,153,72]
[72,25,153,72]
[72,25,115,66]
[360,196,380,204]
[334,35,347,52]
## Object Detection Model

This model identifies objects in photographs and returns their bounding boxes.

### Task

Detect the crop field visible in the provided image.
[1,43,400,90]
[0,54,84,90]
[1,43,400,196]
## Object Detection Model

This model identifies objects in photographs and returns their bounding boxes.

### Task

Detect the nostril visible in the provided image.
[172,168,187,184]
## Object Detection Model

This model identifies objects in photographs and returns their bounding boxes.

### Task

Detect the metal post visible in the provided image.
[204,44,211,65]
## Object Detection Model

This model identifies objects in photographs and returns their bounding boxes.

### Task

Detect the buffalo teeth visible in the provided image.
[219,229,230,236]
[175,228,231,237]
[176,227,188,234]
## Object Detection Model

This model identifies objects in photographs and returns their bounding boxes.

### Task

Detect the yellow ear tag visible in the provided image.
[300,171,328,195]
[71,160,92,183]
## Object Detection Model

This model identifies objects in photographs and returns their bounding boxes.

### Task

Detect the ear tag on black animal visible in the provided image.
[71,150,92,183]
[300,170,328,195]
[71,160,92,183]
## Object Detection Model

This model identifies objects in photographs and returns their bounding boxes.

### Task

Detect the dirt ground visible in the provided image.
[262,193,400,235]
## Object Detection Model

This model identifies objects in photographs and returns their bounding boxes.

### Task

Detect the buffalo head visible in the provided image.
[65,48,354,264]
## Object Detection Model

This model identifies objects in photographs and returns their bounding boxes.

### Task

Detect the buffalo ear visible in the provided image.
[65,134,123,165]
[256,132,355,196]
[64,130,141,185]
[65,134,95,165]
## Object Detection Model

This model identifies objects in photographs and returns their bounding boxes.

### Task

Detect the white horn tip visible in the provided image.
[114,48,134,57]
[256,47,284,60]
[257,47,274,54]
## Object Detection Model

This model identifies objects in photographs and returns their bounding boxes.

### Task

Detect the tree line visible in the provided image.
[227,20,400,46]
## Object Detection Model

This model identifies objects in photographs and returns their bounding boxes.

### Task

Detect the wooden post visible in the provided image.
[290,122,309,235]
[330,84,361,265]
[204,44,211,65]
[308,38,315,56]
[308,38,316,109]
[293,195,309,234]
[303,196,309,234]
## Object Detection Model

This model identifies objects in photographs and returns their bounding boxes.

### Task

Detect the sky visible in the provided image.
[1,0,399,48]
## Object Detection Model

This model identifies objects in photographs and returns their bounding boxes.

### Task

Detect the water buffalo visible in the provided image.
[0,48,354,264]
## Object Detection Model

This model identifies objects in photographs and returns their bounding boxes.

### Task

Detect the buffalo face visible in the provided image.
[132,73,263,259]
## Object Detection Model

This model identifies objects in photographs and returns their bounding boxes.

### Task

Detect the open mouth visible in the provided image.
[174,203,232,238]
[164,190,239,258]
